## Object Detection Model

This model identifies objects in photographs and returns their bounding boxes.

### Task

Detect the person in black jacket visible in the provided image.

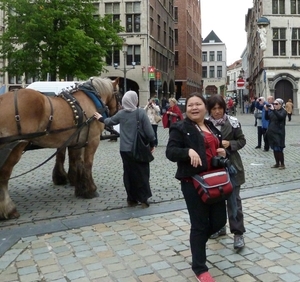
[166,93,227,282]
[265,98,287,169]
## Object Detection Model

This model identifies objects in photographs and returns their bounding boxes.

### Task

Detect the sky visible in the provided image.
[201,0,254,66]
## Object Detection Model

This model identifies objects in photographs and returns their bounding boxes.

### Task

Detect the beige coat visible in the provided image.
[285,101,293,114]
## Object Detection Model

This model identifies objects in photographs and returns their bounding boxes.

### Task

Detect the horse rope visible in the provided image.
[9,116,96,180]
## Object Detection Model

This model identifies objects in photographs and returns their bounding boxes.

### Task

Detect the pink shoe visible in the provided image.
[196,271,216,282]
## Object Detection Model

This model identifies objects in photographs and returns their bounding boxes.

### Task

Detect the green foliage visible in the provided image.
[0,0,124,80]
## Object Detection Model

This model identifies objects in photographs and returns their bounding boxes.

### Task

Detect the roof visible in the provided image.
[26,81,79,96]
[202,30,223,43]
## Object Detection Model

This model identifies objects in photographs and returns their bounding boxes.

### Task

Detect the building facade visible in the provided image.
[202,31,227,97]
[174,0,202,99]
[246,0,300,114]
[97,0,175,107]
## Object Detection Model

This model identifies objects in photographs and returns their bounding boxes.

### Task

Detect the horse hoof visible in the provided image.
[0,209,20,220]
[75,190,99,199]
[8,208,20,219]
[52,176,68,185]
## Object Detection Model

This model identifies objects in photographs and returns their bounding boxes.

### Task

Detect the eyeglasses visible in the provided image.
[273,103,279,105]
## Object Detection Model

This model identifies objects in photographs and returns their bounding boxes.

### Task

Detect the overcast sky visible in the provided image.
[201,0,254,66]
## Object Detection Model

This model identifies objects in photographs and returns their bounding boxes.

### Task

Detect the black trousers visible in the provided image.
[227,185,246,235]
[181,180,226,276]
[120,151,152,203]
[257,126,263,147]
[152,124,158,146]
[262,128,269,150]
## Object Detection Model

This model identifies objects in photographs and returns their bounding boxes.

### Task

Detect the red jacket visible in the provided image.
[162,105,183,128]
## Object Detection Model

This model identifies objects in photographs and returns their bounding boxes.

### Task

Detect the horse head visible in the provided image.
[90,77,120,117]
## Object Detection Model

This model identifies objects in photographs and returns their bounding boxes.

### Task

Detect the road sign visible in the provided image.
[148,66,155,79]
[236,78,245,89]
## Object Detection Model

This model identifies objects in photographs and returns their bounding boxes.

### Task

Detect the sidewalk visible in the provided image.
[1,190,300,282]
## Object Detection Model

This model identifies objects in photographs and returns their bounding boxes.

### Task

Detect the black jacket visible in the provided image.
[265,108,286,148]
[166,118,223,179]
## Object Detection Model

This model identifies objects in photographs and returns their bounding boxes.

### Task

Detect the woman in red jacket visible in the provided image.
[162,98,184,128]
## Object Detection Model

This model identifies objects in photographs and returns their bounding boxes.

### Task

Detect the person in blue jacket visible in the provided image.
[255,95,274,151]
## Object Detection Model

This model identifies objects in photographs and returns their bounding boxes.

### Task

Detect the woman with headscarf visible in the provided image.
[265,98,287,169]
[94,91,156,208]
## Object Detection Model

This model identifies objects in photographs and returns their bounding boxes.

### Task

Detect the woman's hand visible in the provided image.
[222,140,230,149]
[94,112,102,120]
[189,149,202,167]
[216,148,226,158]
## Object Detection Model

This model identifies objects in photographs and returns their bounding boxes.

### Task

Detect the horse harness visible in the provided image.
[0,83,109,146]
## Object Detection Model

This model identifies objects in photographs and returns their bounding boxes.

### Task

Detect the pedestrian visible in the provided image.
[256,96,274,151]
[166,93,227,282]
[206,95,246,250]
[265,98,287,169]
[162,97,183,128]
[254,97,265,149]
[226,97,234,115]
[161,96,168,114]
[94,90,156,208]
[285,99,293,121]
[144,98,161,147]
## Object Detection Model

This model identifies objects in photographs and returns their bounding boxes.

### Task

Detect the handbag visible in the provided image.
[254,111,262,119]
[131,109,154,163]
[154,114,162,123]
[192,168,233,204]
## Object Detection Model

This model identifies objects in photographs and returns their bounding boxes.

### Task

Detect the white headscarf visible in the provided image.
[122,91,138,112]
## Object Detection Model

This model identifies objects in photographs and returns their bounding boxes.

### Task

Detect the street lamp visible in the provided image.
[113,42,136,93]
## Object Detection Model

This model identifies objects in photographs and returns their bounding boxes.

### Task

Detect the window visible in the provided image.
[272,0,285,14]
[202,66,207,78]
[175,29,178,44]
[217,51,222,61]
[174,7,178,22]
[209,51,215,61]
[202,52,207,62]
[209,66,215,78]
[175,51,179,65]
[106,49,120,66]
[273,28,286,56]
[126,45,141,65]
[292,28,300,55]
[105,3,120,22]
[157,15,161,41]
[291,0,300,14]
[217,66,222,78]
[126,2,141,32]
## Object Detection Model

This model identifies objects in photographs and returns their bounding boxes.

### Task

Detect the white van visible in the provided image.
[26,81,80,96]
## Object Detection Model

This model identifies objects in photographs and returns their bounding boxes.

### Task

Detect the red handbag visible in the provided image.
[192,168,233,204]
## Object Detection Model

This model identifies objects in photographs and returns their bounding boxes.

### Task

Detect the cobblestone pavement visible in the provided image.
[1,190,300,282]
[1,112,300,281]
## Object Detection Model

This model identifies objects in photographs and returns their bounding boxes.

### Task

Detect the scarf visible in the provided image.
[208,114,227,126]
[122,90,138,112]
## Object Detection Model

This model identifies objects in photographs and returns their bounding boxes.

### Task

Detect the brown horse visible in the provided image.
[0,77,119,220]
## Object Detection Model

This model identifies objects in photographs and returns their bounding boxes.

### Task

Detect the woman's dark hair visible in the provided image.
[185,92,207,111]
[206,95,226,115]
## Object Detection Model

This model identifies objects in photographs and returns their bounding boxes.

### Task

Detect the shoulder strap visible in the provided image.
[136,108,140,129]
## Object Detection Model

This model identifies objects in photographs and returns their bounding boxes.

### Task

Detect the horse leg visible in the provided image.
[0,142,29,219]
[70,141,99,199]
[52,148,68,185]
[67,147,81,186]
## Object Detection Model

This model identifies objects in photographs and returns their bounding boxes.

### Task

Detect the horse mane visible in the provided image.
[90,77,113,99]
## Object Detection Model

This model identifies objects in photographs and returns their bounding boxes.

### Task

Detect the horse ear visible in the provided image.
[114,77,120,85]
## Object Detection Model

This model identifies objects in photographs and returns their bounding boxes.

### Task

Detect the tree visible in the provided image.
[0,0,124,81]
